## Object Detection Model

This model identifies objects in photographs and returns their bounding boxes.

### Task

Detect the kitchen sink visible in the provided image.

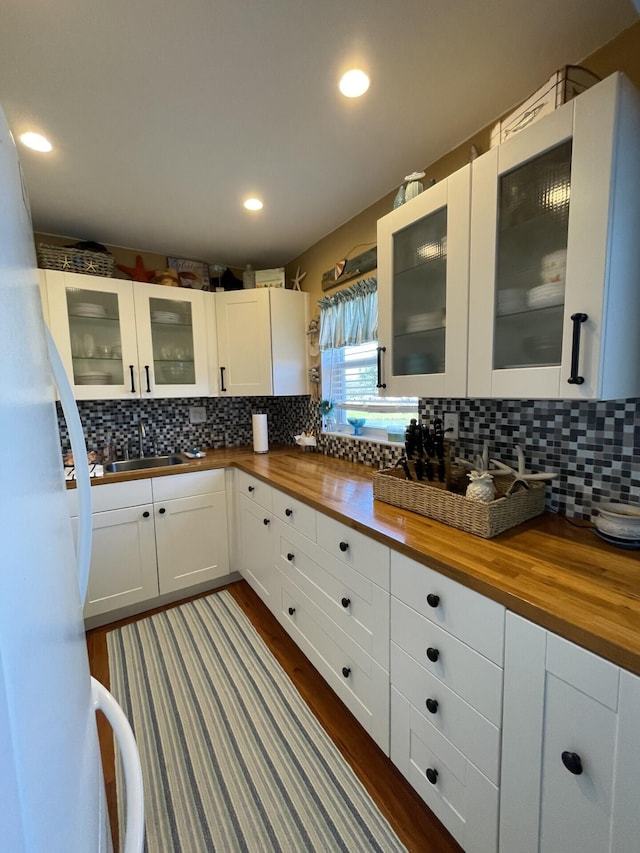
[104,455,185,473]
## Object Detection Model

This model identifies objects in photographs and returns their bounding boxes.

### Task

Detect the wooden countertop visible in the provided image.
[79,447,640,675]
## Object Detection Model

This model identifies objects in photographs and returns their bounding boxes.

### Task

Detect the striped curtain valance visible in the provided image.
[318,277,377,350]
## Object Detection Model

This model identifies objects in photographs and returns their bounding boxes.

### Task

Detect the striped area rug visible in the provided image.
[107,590,405,852]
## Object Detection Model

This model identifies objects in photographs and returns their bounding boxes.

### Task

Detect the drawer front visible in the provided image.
[391,688,499,853]
[68,478,153,516]
[392,597,503,725]
[391,642,500,784]
[152,468,225,501]
[272,489,317,542]
[391,551,504,666]
[279,572,389,752]
[237,470,272,511]
[316,512,390,591]
[277,523,389,669]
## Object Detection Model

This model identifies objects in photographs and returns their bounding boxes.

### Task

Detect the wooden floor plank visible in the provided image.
[87,580,462,853]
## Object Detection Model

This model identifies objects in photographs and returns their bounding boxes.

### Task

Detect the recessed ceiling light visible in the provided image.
[339,69,370,98]
[19,132,52,152]
[244,198,263,211]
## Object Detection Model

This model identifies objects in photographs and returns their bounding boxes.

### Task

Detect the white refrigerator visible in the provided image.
[0,107,143,851]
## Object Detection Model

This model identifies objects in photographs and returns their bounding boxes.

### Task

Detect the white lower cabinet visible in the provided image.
[237,492,278,611]
[390,551,505,852]
[500,613,640,853]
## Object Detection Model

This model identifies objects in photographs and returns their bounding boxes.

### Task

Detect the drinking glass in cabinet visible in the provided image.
[66,287,124,386]
[494,140,571,370]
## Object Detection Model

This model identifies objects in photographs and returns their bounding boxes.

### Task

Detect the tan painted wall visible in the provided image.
[287,19,640,320]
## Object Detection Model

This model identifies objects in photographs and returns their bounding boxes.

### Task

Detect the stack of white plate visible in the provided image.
[151,310,180,324]
[76,372,112,385]
[497,288,526,315]
[527,282,565,309]
[406,311,445,333]
[74,302,106,318]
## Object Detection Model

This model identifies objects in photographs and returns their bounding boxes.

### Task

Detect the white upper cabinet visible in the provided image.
[216,288,308,396]
[377,165,471,397]
[45,270,210,399]
[468,72,640,399]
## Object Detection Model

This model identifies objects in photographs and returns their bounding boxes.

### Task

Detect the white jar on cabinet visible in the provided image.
[468,72,640,400]
[377,165,471,397]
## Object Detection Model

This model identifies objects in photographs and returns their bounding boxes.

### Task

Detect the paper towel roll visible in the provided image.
[252,413,269,454]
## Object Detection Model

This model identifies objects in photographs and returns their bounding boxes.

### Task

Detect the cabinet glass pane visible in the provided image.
[149,297,195,385]
[494,140,571,370]
[66,288,124,386]
[392,206,447,375]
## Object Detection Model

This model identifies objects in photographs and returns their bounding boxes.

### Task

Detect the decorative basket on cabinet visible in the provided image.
[37,243,115,277]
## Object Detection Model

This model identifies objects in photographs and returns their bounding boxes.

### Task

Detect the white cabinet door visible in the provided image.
[75,504,158,618]
[216,289,273,395]
[154,491,229,594]
[46,270,140,400]
[133,282,210,398]
[377,164,471,397]
[238,493,279,611]
[500,612,640,853]
[469,73,640,399]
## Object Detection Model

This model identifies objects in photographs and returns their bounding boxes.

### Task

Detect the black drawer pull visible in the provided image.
[288,606,296,616]
[287,553,294,562]
[158,507,166,515]
[341,666,351,678]
[341,597,351,609]
[263,518,270,526]
[427,593,440,608]
[426,647,439,663]
[561,751,583,775]
[285,508,293,517]
[248,485,255,493]
[339,541,349,552]
[425,698,439,714]
[142,511,150,519]
[425,768,438,785]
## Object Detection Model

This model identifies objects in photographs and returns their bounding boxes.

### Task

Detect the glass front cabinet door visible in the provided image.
[377,165,471,397]
[468,72,640,400]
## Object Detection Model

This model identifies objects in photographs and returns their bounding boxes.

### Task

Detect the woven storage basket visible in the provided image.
[373,466,546,538]
[37,243,114,277]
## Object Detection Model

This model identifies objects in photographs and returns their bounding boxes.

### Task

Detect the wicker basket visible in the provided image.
[37,243,114,277]
[373,466,546,538]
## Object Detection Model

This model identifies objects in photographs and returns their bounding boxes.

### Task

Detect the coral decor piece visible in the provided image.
[116,255,157,282]
[290,267,307,291]
[490,445,558,496]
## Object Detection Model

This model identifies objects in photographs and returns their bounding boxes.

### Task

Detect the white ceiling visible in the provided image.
[0,0,637,269]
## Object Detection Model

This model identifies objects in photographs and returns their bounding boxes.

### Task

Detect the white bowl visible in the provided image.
[594,502,640,539]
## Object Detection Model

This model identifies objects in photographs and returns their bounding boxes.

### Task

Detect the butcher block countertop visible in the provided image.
[80,447,640,675]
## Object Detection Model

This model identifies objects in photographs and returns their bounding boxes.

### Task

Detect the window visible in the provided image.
[321,341,417,439]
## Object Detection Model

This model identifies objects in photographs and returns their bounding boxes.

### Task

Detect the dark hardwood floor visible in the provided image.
[86,580,463,853]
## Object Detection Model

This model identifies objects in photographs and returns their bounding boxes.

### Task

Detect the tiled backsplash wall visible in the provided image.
[58,395,639,521]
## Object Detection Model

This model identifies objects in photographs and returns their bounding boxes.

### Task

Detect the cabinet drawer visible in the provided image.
[391,688,499,853]
[391,597,502,725]
[279,572,389,752]
[152,469,225,501]
[391,551,504,666]
[67,478,153,516]
[237,470,272,510]
[272,489,316,541]
[316,513,389,591]
[277,523,389,669]
[391,642,500,784]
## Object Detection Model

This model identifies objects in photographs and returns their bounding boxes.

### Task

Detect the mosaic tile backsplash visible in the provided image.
[58,395,639,521]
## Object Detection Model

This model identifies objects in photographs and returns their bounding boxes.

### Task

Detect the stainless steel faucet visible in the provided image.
[138,419,146,458]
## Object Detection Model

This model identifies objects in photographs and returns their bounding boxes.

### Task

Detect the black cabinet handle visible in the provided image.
[248,485,254,493]
[341,597,351,609]
[285,508,293,517]
[142,511,150,518]
[426,647,439,663]
[263,518,270,526]
[144,365,151,393]
[427,593,440,608]
[376,345,387,389]
[567,313,588,385]
[561,751,583,775]
[339,541,349,552]
[158,507,166,515]
[288,606,296,616]
[287,553,294,561]
[425,698,439,714]
[425,768,438,785]
[129,364,136,393]
[220,366,227,392]
[342,666,351,678]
